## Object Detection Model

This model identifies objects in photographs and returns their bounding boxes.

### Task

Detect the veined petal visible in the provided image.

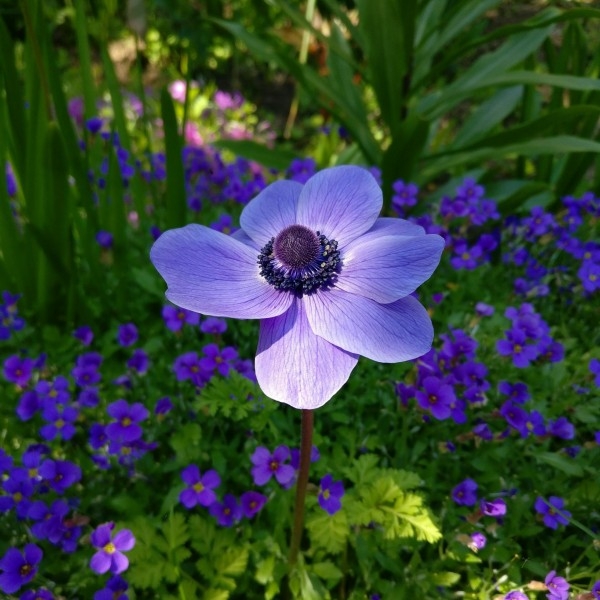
[256,299,358,409]
[360,217,426,241]
[338,233,445,303]
[296,166,382,245]
[305,289,433,362]
[240,180,303,246]
[230,228,261,250]
[151,224,293,319]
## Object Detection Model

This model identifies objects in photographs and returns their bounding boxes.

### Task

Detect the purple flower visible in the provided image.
[0,470,34,518]
[451,479,478,506]
[251,446,295,486]
[391,180,419,214]
[318,474,345,515]
[106,400,148,443]
[0,544,42,594]
[117,323,138,347]
[199,343,238,377]
[40,404,78,441]
[240,491,267,518]
[480,498,506,517]
[200,317,228,334]
[161,305,200,331]
[505,592,528,600]
[415,376,455,420]
[94,574,129,600]
[534,496,571,529]
[96,230,114,249]
[498,381,530,404]
[3,355,34,387]
[151,166,444,409]
[475,302,494,316]
[545,570,569,600]
[21,589,54,600]
[470,532,486,551]
[39,459,81,494]
[497,329,538,368]
[154,397,173,416]
[590,358,600,386]
[127,349,149,374]
[548,416,575,440]
[209,494,242,527]
[592,580,600,599]
[90,523,135,574]
[578,259,600,292]
[179,466,221,508]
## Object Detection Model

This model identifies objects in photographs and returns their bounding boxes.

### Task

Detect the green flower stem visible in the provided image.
[288,408,314,569]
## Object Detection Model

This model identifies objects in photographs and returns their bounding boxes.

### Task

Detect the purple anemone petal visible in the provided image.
[150,224,293,319]
[256,300,358,409]
[240,180,302,246]
[296,166,382,245]
[230,228,261,250]
[338,234,445,303]
[359,217,426,242]
[305,290,433,362]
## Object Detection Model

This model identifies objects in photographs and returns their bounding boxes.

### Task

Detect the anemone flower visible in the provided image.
[151,166,444,409]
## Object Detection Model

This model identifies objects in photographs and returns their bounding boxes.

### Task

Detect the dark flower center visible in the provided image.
[258,225,340,295]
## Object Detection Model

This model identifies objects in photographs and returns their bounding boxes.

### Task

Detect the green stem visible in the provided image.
[288,409,314,569]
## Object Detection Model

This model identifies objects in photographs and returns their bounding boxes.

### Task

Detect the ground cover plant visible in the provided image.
[1,1,600,599]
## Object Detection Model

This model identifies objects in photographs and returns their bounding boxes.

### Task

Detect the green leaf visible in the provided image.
[431,571,461,587]
[215,547,249,577]
[311,561,343,581]
[535,451,584,477]
[212,139,297,171]
[202,590,230,600]
[170,423,202,464]
[306,509,350,554]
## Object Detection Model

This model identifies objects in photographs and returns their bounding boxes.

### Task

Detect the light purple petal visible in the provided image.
[338,234,445,303]
[251,447,270,466]
[230,228,261,251]
[360,217,426,241]
[113,530,135,551]
[240,180,302,246]
[305,290,433,362]
[256,299,358,409]
[181,464,200,485]
[296,166,382,245]
[150,224,293,319]
[90,551,111,574]
[91,524,113,548]
[110,552,129,574]
[180,489,198,508]
[251,464,272,486]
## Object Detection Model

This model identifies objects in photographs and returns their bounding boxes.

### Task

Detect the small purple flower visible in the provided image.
[240,491,267,518]
[470,532,486,551]
[391,180,419,214]
[127,349,149,374]
[21,589,54,600]
[106,400,148,443]
[590,358,600,386]
[415,376,455,420]
[0,544,43,594]
[451,479,478,506]
[96,230,114,249]
[548,416,575,440]
[161,305,200,332]
[498,381,530,404]
[199,343,238,377]
[90,523,135,574]
[592,580,600,599]
[151,166,444,409]
[534,496,571,529]
[251,446,295,486]
[39,459,81,494]
[16,390,41,421]
[578,259,600,293]
[505,592,528,600]
[94,574,129,600]
[545,570,569,600]
[117,323,138,347]
[154,396,173,416]
[200,317,228,334]
[480,498,506,517]
[475,302,494,316]
[497,328,538,368]
[318,474,344,515]
[209,494,242,527]
[179,465,221,508]
[40,404,78,441]
[3,355,34,387]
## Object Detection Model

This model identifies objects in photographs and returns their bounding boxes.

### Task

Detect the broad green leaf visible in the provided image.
[535,451,584,477]
[418,27,553,118]
[453,86,523,148]
[311,561,343,581]
[421,135,600,180]
[306,509,349,553]
[213,139,297,171]
[161,88,187,229]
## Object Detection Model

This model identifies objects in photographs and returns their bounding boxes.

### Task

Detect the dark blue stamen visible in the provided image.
[258,224,340,295]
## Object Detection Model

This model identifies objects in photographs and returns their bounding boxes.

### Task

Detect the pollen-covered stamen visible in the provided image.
[258,225,340,294]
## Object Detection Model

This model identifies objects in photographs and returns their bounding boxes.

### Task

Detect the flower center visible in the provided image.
[258,225,340,295]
